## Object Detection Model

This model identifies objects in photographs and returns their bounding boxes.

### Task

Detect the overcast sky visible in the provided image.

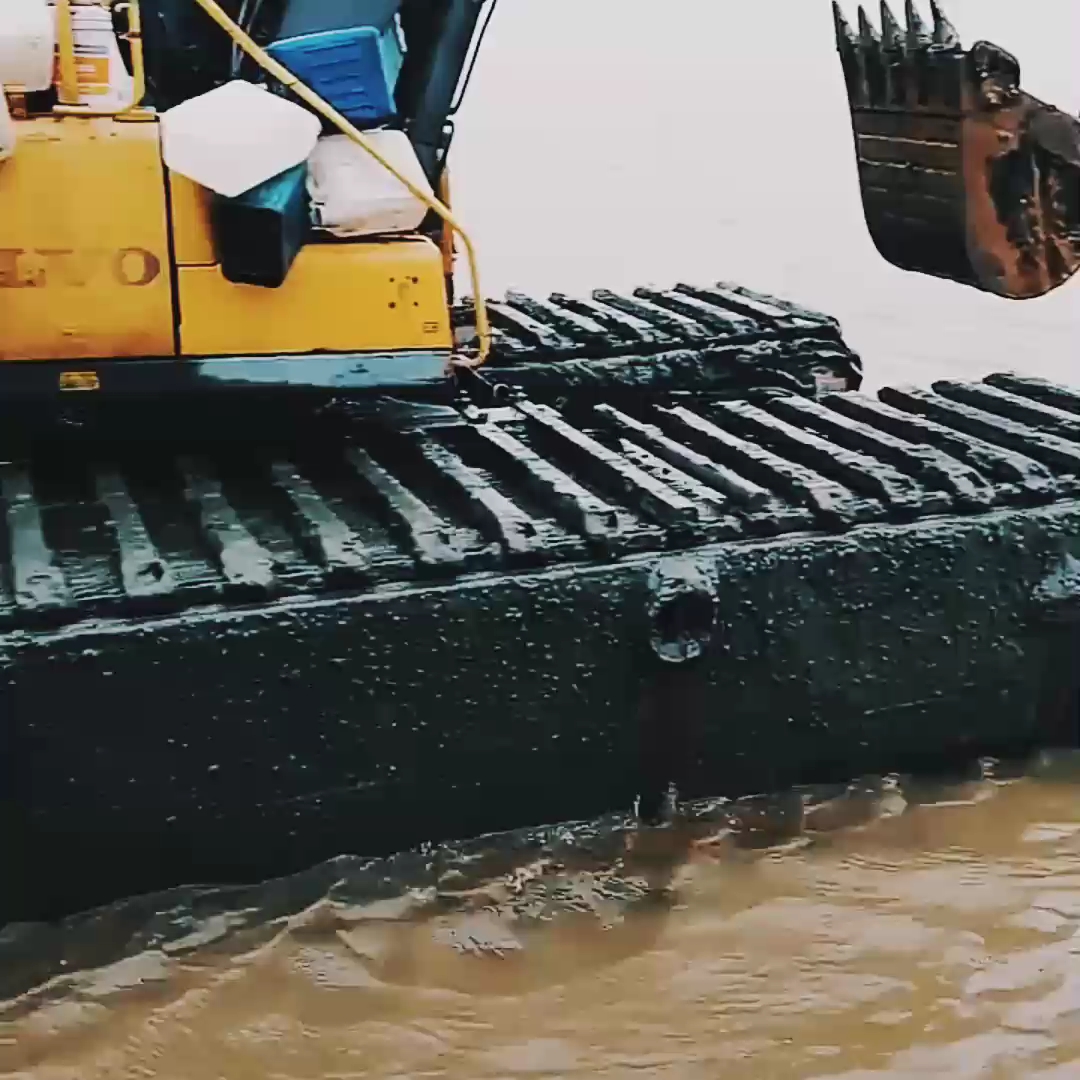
[449,0,1080,389]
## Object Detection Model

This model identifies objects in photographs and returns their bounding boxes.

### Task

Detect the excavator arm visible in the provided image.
[832,0,1080,299]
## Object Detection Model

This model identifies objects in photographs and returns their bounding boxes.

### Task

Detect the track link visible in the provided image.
[2,371,1077,636]
[452,280,863,400]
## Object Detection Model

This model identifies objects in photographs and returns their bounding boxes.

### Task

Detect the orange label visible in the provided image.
[52,52,111,94]
[59,371,101,392]
[75,58,111,95]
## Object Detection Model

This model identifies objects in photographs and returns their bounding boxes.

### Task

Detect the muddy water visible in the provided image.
[5,0,1080,1076]
[6,759,1080,1079]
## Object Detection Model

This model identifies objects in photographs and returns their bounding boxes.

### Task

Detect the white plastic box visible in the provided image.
[0,0,55,93]
[306,129,433,236]
[160,79,322,199]
[62,3,135,110]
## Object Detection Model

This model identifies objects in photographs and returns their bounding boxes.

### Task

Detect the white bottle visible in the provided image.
[0,91,15,161]
[0,0,55,93]
[54,3,134,110]
[307,130,433,236]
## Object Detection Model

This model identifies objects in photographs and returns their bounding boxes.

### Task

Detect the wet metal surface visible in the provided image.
[3,371,1079,632]
[455,280,862,402]
[5,757,1080,1078]
[1,6,1077,1075]
[6,372,1080,920]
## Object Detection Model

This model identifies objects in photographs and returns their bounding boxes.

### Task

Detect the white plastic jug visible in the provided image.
[161,80,323,199]
[0,91,15,162]
[59,3,134,110]
[0,0,55,93]
[307,129,433,236]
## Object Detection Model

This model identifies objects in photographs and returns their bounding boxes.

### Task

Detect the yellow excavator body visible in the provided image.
[168,168,452,357]
[176,238,451,357]
[0,116,174,361]
[0,115,452,364]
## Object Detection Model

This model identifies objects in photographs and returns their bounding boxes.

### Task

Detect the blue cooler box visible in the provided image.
[276,0,402,39]
[267,20,404,128]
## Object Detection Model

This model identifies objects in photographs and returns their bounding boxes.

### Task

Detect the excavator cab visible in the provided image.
[832,0,1080,299]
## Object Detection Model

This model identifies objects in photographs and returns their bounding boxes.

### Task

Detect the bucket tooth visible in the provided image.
[879,0,904,50]
[928,0,960,48]
[905,0,931,49]
[857,6,880,47]
[833,3,869,105]
[878,0,909,103]
[857,4,889,103]
[832,1,858,50]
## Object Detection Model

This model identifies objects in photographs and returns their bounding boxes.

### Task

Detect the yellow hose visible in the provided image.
[53,0,81,105]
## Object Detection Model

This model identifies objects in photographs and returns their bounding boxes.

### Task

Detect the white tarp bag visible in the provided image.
[0,0,55,94]
[307,129,432,236]
[161,80,322,199]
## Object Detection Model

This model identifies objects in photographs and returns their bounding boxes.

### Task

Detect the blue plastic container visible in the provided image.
[267,20,404,129]
[276,0,401,40]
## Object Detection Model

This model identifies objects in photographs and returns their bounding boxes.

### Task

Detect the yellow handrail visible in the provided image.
[191,0,492,368]
[53,0,80,105]
[116,0,147,112]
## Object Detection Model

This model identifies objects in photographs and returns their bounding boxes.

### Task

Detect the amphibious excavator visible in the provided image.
[1,0,1079,923]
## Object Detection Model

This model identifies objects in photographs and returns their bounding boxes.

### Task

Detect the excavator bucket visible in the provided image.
[832,0,1080,298]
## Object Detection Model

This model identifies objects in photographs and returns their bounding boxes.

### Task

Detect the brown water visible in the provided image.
[6,757,1080,1079]
[5,0,1080,1075]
